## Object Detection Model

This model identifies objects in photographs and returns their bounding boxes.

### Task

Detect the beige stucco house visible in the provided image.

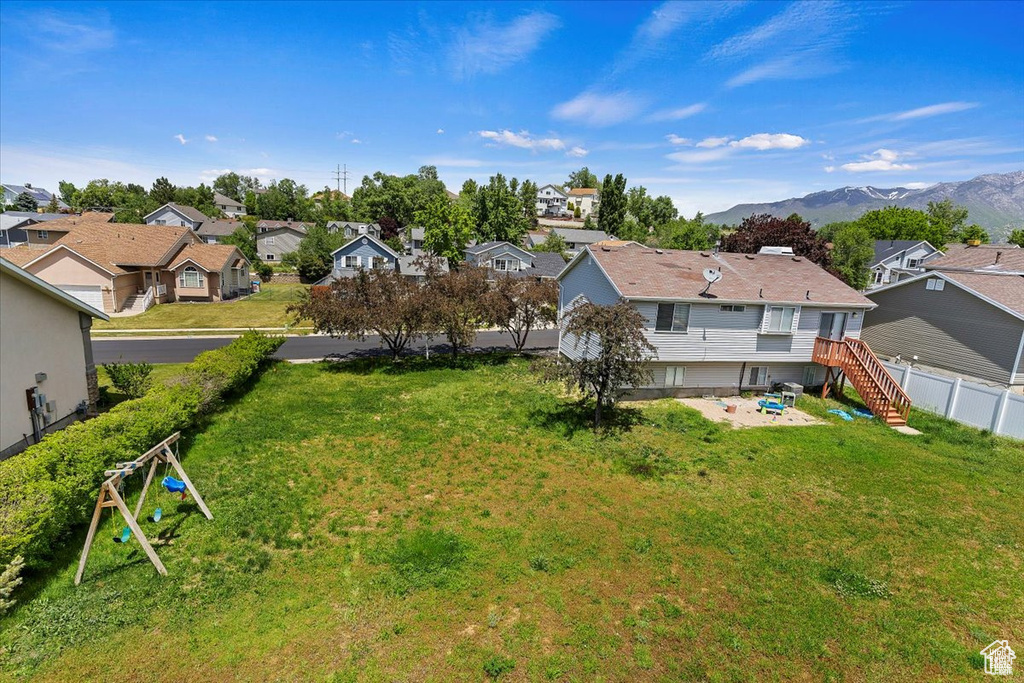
[1,258,108,459]
[0,220,251,314]
[567,188,599,217]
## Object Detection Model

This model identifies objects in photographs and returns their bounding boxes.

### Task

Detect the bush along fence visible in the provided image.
[0,332,284,591]
[882,361,1024,440]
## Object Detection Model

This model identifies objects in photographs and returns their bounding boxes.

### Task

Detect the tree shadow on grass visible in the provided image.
[320,349,520,376]
[529,399,646,438]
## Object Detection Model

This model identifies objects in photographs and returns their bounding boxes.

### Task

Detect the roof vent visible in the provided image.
[655,249,663,254]
[759,288,763,298]
[745,254,755,260]
[805,290,811,300]
[792,256,802,262]
[699,251,710,257]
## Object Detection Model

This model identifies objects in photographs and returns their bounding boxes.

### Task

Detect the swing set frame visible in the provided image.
[75,432,212,586]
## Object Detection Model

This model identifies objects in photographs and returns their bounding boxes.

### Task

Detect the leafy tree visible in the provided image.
[582,214,597,230]
[618,216,647,243]
[566,167,599,190]
[102,361,154,399]
[598,174,627,238]
[1008,229,1024,247]
[423,262,490,357]
[530,231,570,260]
[222,223,259,263]
[652,213,719,250]
[650,195,678,228]
[957,224,990,244]
[483,275,558,354]
[291,268,426,359]
[926,198,969,242]
[150,176,176,205]
[12,192,37,212]
[417,195,474,268]
[378,216,401,241]
[475,173,530,243]
[547,300,655,427]
[854,206,940,245]
[286,225,345,281]
[830,223,874,290]
[518,179,539,220]
[720,214,831,268]
[251,179,309,221]
[58,181,80,208]
[351,170,446,227]
[815,221,855,243]
[385,236,406,253]
[213,172,244,202]
[458,179,479,218]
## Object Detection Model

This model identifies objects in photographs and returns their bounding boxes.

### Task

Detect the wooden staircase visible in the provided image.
[812,336,912,427]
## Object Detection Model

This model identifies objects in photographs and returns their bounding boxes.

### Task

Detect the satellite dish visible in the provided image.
[703,268,723,284]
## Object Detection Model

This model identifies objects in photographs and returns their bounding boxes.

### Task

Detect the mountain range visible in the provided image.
[704,171,1024,240]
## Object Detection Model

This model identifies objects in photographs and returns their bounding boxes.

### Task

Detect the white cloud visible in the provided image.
[645,103,707,122]
[479,129,565,151]
[665,134,691,146]
[350,139,362,144]
[729,133,809,150]
[551,91,644,127]
[436,128,445,135]
[824,165,836,173]
[449,12,560,79]
[205,135,218,143]
[174,134,188,145]
[858,101,980,123]
[34,9,116,55]
[696,136,731,148]
[612,2,741,76]
[566,146,589,158]
[667,147,734,164]
[840,148,915,172]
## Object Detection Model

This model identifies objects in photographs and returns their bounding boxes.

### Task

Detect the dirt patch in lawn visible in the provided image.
[678,396,825,429]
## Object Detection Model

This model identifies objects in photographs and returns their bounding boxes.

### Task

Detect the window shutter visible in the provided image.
[656,303,674,331]
[790,306,801,333]
[759,306,772,334]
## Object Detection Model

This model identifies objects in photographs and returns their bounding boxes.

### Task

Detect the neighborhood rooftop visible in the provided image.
[931,270,1024,319]
[582,242,875,307]
[925,243,1024,274]
[872,239,932,264]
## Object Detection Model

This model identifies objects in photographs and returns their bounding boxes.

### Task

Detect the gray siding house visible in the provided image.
[144,203,210,230]
[557,243,876,397]
[327,221,382,239]
[214,192,246,217]
[528,228,613,255]
[2,184,67,210]
[465,241,566,280]
[319,234,447,284]
[257,226,306,262]
[862,271,1024,387]
[868,240,941,289]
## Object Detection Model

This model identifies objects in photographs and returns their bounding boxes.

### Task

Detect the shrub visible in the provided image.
[0,332,284,577]
[102,361,154,398]
[483,654,515,678]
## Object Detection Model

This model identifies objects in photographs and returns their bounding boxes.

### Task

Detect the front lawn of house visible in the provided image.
[2,357,1021,681]
[92,283,310,332]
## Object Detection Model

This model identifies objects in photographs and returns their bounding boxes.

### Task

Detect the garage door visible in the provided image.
[58,285,104,311]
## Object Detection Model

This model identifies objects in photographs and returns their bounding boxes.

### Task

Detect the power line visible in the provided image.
[332,164,350,195]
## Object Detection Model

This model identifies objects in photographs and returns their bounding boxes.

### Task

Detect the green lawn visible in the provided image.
[93,284,310,331]
[2,357,1021,681]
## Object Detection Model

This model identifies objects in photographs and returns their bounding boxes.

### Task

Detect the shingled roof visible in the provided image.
[49,222,195,273]
[572,243,874,308]
[168,243,247,272]
[925,243,1024,274]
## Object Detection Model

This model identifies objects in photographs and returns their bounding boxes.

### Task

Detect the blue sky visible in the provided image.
[1,1,1022,216]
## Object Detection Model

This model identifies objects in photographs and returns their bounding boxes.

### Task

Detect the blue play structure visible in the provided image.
[758,398,786,415]
[162,475,188,499]
[852,408,874,419]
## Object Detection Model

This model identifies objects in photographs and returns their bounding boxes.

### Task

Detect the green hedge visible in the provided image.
[0,332,284,570]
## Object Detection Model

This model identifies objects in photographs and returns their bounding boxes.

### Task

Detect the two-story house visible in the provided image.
[465,241,566,280]
[256,224,307,262]
[1,183,68,211]
[319,233,447,284]
[214,192,247,218]
[327,221,383,240]
[535,185,568,216]
[527,227,613,255]
[566,188,599,217]
[557,243,877,398]
[868,240,942,289]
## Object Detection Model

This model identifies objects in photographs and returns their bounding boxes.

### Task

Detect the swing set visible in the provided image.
[75,432,212,586]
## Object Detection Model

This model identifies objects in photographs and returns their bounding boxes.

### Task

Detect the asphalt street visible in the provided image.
[93,329,560,364]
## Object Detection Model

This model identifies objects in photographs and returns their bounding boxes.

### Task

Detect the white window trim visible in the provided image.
[266,236,276,245]
[665,366,686,387]
[925,278,945,291]
[760,305,800,335]
[179,266,204,289]
[344,255,360,268]
[36,230,48,239]
[655,303,690,333]
[906,258,921,269]
[265,253,276,261]
[748,366,769,386]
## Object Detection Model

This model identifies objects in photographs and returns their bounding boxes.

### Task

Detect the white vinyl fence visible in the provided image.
[882,362,1024,440]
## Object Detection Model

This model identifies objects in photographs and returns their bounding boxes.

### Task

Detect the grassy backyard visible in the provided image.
[1,357,1021,681]
[93,284,310,332]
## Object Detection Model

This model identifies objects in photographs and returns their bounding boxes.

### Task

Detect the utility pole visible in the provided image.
[332,164,351,195]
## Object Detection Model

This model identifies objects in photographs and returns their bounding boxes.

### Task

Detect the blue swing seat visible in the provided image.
[113,526,131,543]
[148,507,163,523]
[162,476,187,494]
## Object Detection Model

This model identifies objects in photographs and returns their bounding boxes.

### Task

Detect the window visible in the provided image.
[802,366,818,387]
[265,253,276,261]
[748,366,768,386]
[266,236,275,245]
[665,366,686,387]
[765,306,796,333]
[493,258,520,271]
[155,219,166,226]
[344,255,360,268]
[873,270,885,285]
[720,304,746,312]
[925,278,945,291]
[36,230,48,240]
[179,266,204,288]
[906,258,921,269]
[655,303,690,332]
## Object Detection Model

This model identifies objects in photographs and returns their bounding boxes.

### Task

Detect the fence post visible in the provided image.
[901,365,913,392]
[946,378,961,419]
[992,388,1011,435]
